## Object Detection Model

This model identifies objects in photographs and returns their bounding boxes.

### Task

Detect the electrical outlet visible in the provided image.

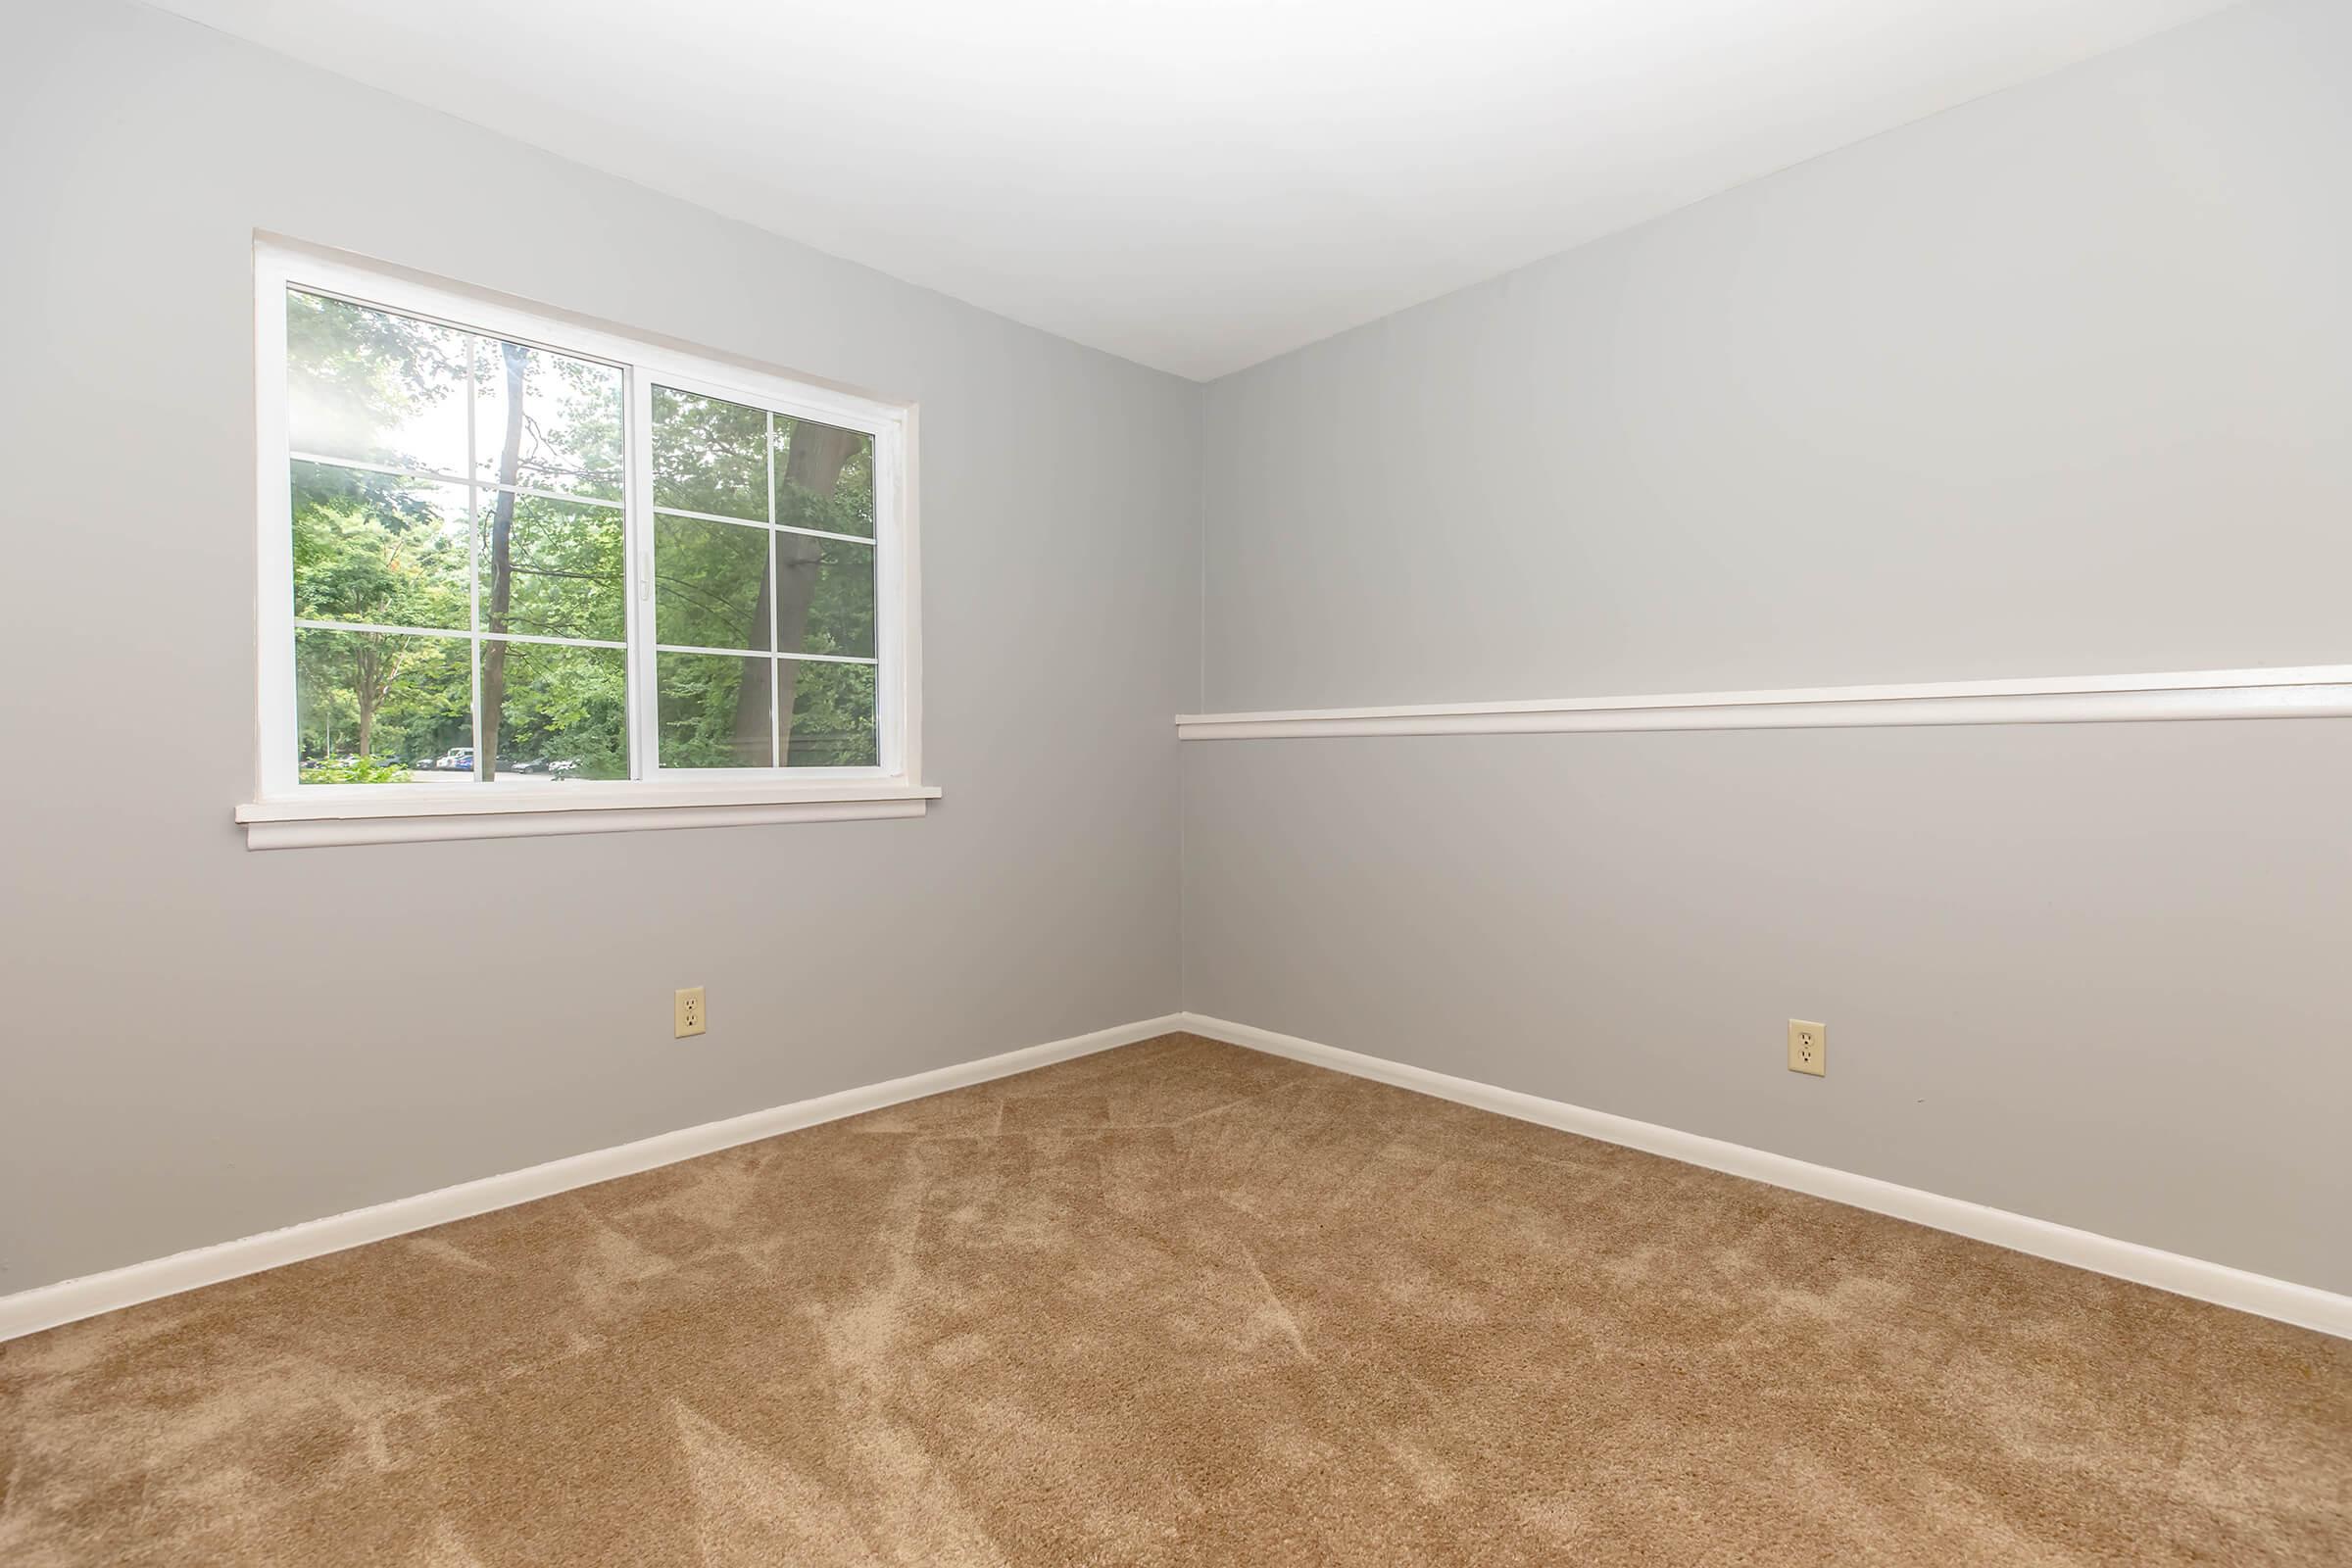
[1788,1019,1825,1076]
[674,987,706,1039]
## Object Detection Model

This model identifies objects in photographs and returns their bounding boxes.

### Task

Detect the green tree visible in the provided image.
[287,291,627,778]
[478,339,626,778]
[284,291,869,781]
[286,291,472,765]
[647,388,876,767]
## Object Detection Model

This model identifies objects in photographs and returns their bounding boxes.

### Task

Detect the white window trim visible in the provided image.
[242,238,929,849]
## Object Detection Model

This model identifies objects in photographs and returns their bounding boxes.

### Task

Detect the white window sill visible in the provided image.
[235,782,941,850]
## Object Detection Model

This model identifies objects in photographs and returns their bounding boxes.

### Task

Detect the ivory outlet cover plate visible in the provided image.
[1788,1019,1825,1076]
[675,987,707,1039]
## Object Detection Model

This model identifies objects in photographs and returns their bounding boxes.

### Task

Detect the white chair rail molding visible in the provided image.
[1173,664,2352,740]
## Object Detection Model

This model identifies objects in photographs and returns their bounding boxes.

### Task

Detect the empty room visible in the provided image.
[2,0,2347,1562]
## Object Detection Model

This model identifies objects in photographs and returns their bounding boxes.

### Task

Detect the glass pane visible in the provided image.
[773,416,875,538]
[781,660,878,768]
[775,534,874,659]
[474,340,624,502]
[481,641,628,781]
[286,290,470,476]
[478,492,626,643]
[654,514,770,651]
[289,462,470,632]
[653,387,766,520]
[658,652,771,768]
[293,628,471,781]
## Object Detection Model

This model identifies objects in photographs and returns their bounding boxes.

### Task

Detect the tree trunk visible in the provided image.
[731,422,859,763]
[356,640,379,759]
[728,562,775,766]
[478,344,527,780]
[769,532,827,758]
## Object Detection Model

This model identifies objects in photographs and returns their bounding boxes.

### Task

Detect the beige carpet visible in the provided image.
[2,1034,2345,1565]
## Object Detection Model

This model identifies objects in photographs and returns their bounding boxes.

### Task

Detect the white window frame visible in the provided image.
[239,238,931,849]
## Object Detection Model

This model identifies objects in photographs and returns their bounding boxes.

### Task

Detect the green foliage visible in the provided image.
[286,289,466,467]
[784,661,880,767]
[475,337,624,500]
[657,654,756,769]
[643,391,880,767]
[498,644,629,779]
[490,494,627,643]
[300,756,416,784]
[294,626,468,768]
[285,295,882,781]
[776,416,875,539]
[654,514,770,650]
[290,463,468,630]
[653,388,767,519]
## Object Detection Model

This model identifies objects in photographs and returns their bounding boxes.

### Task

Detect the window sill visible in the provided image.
[235,782,941,850]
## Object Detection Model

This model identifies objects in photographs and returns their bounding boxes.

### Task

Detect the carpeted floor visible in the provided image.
[2,1034,2346,1565]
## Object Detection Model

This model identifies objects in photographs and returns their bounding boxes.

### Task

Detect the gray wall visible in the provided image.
[0,1,1199,1293]
[1185,0,2352,1293]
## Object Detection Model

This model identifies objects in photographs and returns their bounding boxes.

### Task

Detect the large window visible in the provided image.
[245,244,923,845]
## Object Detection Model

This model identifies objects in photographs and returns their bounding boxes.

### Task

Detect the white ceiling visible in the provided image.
[152,0,2238,380]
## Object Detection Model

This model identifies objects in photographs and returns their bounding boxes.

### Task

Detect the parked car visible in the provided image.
[510,758,548,774]
[435,748,474,771]
[548,760,581,780]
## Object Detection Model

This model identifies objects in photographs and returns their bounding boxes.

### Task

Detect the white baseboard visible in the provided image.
[0,1014,1184,1343]
[1178,1012,2352,1341]
[12,1010,2344,1345]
